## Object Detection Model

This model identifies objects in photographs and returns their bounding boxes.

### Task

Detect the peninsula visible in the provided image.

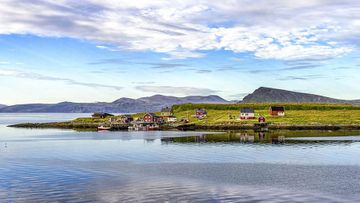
[9,102,360,131]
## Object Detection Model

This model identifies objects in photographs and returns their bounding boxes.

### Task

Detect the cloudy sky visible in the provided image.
[0,0,360,104]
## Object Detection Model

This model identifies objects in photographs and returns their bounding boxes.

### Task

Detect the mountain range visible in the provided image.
[0,95,229,113]
[0,87,358,113]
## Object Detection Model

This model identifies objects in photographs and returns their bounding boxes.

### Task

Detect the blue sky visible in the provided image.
[0,0,359,105]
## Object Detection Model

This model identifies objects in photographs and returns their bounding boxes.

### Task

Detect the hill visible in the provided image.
[242,87,360,105]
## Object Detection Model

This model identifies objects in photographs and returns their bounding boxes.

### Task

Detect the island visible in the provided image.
[9,103,360,131]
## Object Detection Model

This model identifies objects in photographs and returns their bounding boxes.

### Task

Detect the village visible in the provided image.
[94,106,286,131]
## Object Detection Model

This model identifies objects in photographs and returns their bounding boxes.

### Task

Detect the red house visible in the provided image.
[258,115,266,123]
[269,106,285,116]
[143,113,164,124]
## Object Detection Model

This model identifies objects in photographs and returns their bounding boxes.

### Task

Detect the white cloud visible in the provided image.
[136,85,218,95]
[0,61,11,65]
[0,0,359,60]
[0,68,123,90]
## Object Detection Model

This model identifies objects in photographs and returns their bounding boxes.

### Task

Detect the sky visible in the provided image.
[0,0,360,105]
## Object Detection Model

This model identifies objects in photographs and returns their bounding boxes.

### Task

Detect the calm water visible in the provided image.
[1,114,360,202]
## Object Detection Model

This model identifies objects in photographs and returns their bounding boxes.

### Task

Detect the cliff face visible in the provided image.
[242,87,360,105]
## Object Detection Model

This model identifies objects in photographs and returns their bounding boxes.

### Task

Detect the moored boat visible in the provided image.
[97,126,111,131]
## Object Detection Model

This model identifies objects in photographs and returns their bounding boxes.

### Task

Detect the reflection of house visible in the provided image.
[143,113,164,124]
[195,108,207,119]
[269,106,285,116]
[240,108,255,119]
[92,112,114,118]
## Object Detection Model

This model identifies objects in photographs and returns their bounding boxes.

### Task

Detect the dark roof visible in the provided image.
[270,106,285,111]
[196,108,207,113]
[161,107,172,112]
[240,108,255,113]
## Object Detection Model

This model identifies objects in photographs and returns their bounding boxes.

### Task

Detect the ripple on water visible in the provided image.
[1,160,360,202]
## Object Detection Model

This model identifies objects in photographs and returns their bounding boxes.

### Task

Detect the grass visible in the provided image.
[172,102,360,111]
[173,103,360,125]
[68,103,360,125]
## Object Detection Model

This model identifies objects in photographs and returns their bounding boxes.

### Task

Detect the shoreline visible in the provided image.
[8,122,360,131]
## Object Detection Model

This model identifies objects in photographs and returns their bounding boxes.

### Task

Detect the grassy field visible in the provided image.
[172,103,360,125]
[68,103,360,125]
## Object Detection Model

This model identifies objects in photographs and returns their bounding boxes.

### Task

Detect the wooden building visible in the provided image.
[269,106,285,116]
[195,108,207,119]
[119,115,134,123]
[143,113,164,124]
[161,115,177,123]
[240,108,255,119]
[161,106,173,116]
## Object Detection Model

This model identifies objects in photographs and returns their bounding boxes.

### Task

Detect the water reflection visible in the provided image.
[1,114,360,202]
[162,130,360,145]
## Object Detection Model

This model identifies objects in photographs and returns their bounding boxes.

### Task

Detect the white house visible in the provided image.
[240,108,255,119]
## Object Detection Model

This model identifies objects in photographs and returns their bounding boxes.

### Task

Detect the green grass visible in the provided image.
[173,102,360,111]
[69,103,360,125]
[173,103,360,125]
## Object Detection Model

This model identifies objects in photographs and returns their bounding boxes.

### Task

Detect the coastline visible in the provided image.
[8,122,360,131]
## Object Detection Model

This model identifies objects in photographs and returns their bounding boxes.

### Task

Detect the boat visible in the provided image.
[97,125,111,131]
[147,124,160,130]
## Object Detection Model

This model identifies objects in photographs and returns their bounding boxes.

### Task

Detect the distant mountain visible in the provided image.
[242,87,360,105]
[0,104,7,109]
[0,95,231,113]
[2,87,359,113]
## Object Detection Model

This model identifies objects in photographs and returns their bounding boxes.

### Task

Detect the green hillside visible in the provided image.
[172,103,360,125]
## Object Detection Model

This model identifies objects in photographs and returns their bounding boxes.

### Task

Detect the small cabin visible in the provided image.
[161,106,173,116]
[161,115,177,123]
[119,115,134,123]
[240,108,255,119]
[269,106,285,116]
[143,113,164,124]
[143,113,156,123]
[92,112,114,118]
[195,108,207,119]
